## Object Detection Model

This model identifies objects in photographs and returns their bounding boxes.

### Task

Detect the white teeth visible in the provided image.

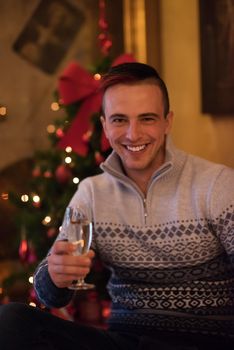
[126,145,146,152]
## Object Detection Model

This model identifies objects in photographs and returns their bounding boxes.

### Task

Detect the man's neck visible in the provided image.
[125,162,164,196]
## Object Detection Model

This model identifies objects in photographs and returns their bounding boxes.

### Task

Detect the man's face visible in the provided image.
[101,82,173,180]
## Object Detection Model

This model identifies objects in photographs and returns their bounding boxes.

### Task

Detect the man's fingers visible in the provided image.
[48,253,93,268]
[48,244,95,288]
[51,240,75,255]
[49,263,90,276]
[51,241,95,258]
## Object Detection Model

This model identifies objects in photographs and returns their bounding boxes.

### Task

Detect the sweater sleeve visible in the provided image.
[209,166,234,259]
[33,179,93,308]
[33,257,74,308]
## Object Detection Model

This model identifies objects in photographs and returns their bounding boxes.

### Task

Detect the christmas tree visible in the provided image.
[2,0,135,324]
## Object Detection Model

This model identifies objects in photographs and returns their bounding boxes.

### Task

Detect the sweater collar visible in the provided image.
[100,136,175,181]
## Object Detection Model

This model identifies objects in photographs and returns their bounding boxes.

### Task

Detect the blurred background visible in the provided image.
[0,0,233,326]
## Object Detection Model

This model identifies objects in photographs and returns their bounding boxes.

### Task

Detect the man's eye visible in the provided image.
[112,118,126,124]
[142,117,156,123]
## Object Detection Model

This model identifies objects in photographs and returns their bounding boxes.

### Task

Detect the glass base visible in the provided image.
[68,281,95,290]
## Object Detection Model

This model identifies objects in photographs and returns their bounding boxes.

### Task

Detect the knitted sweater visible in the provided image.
[34,139,234,338]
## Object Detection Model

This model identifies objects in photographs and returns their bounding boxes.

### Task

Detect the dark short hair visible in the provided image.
[100,62,170,117]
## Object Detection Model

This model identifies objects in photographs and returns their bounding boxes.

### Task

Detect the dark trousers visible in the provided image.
[0,302,233,350]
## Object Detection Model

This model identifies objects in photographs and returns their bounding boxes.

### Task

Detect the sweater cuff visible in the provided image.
[34,261,73,308]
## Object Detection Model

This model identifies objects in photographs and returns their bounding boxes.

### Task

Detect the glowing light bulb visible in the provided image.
[21,194,29,202]
[50,102,60,111]
[73,177,79,184]
[94,73,101,80]
[65,156,72,164]
[0,106,7,117]
[29,302,36,307]
[32,195,40,203]
[42,216,52,225]
[28,276,34,284]
[65,146,72,153]
[47,124,56,133]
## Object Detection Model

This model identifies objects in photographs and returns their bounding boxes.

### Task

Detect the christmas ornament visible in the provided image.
[101,299,111,322]
[44,170,53,178]
[56,128,64,138]
[55,164,72,184]
[32,167,41,177]
[19,238,29,262]
[19,227,29,263]
[47,227,57,238]
[32,198,41,208]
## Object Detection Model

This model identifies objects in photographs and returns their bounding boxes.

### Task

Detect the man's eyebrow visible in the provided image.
[139,112,160,117]
[107,112,160,120]
[108,113,127,119]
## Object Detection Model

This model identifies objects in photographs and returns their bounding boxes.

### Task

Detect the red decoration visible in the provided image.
[98,0,112,56]
[19,231,37,264]
[32,201,41,209]
[56,128,64,138]
[101,299,111,322]
[57,54,136,156]
[95,151,104,165]
[32,167,41,177]
[55,164,72,184]
[47,227,57,238]
[19,237,29,263]
[44,170,53,178]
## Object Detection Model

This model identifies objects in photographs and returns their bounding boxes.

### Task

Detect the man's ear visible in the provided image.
[165,111,174,135]
[100,115,108,138]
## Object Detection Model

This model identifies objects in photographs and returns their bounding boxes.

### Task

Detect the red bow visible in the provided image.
[57,53,136,156]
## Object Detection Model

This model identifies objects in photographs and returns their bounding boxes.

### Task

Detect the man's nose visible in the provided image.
[126,121,142,141]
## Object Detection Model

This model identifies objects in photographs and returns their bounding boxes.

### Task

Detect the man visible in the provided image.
[0,62,233,349]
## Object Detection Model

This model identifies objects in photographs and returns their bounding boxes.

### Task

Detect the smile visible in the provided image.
[125,144,147,152]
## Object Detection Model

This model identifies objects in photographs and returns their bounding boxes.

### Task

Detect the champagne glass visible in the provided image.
[66,206,95,290]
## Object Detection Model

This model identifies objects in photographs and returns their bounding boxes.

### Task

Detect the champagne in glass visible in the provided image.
[66,206,95,290]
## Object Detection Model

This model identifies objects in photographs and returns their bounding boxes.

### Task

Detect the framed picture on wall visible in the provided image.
[13,0,85,74]
[199,0,234,114]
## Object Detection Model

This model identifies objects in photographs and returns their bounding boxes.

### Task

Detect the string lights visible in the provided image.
[3,0,116,313]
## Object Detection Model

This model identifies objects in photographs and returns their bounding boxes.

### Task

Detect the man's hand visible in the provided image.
[48,240,95,288]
